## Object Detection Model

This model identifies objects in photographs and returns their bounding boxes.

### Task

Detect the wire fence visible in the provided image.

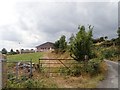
[6,60,33,82]
[2,58,80,80]
[1,58,79,88]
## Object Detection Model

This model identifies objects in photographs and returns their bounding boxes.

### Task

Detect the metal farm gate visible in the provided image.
[38,58,78,77]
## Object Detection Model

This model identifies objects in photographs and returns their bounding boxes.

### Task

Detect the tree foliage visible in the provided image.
[1,48,7,54]
[117,27,120,38]
[59,35,67,51]
[54,35,67,53]
[92,36,106,43]
[117,27,120,43]
[70,25,93,61]
[10,49,14,53]
[69,33,75,44]
[104,36,108,40]
[9,49,17,55]
[99,37,105,42]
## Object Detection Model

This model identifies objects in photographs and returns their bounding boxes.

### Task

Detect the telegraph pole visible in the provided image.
[19,42,21,54]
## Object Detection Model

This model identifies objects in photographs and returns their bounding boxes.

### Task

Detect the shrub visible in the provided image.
[70,64,82,76]
[6,79,46,88]
[89,51,97,59]
[101,49,119,59]
[59,58,102,76]
[86,58,102,75]
[59,64,82,76]
[21,75,28,81]
[7,73,14,80]
[24,79,34,88]
[7,49,17,55]
[59,67,71,76]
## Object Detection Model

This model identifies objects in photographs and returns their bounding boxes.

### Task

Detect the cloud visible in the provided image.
[0,1,118,50]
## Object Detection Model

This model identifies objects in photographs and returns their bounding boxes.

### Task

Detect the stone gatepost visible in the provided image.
[0,53,7,89]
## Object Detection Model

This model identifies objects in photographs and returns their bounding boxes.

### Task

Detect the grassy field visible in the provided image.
[7,52,43,63]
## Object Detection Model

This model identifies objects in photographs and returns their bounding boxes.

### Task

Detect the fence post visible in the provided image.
[38,59,41,72]
[16,62,19,81]
[39,59,40,70]
[0,53,7,89]
[30,60,33,78]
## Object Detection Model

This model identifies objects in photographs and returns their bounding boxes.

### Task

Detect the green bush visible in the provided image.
[70,64,82,76]
[59,67,71,76]
[21,75,28,81]
[101,49,119,59]
[7,52,17,55]
[89,51,97,59]
[7,73,14,79]
[59,58,102,76]
[86,58,101,75]
[59,64,82,76]
[6,79,46,88]
[24,79,33,88]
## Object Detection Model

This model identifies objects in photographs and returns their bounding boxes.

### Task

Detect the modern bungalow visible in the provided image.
[36,42,54,52]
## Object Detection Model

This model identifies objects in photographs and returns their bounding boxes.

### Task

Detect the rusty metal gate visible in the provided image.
[38,58,78,77]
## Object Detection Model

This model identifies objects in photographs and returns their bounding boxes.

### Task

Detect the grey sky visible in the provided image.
[0,0,118,51]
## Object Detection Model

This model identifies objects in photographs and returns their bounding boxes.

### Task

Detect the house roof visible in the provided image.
[36,42,54,48]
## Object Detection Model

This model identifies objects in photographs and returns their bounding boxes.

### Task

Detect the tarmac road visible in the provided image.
[97,59,119,88]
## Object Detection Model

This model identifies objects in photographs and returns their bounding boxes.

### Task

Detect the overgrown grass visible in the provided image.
[45,52,107,88]
[79,74,105,88]
[6,77,58,88]
[7,52,43,63]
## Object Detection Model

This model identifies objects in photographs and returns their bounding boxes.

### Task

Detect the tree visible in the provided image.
[104,36,108,40]
[115,27,120,46]
[70,25,93,61]
[16,50,20,54]
[10,49,14,53]
[9,49,16,55]
[69,33,75,44]
[99,37,105,42]
[1,48,7,54]
[116,27,120,47]
[59,35,67,52]
[54,40,60,53]
[117,27,120,38]
[54,35,67,53]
